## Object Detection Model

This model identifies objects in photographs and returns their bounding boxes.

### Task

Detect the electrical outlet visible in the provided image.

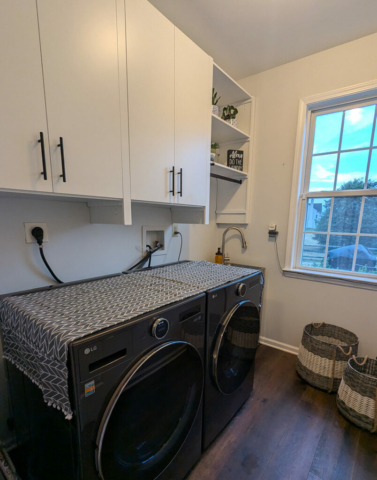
[268,223,278,241]
[172,223,179,237]
[25,223,49,244]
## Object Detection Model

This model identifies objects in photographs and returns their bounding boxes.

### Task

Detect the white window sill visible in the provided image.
[283,268,377,291]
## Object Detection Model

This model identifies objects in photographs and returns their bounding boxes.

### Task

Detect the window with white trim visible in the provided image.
[295,98,377,279]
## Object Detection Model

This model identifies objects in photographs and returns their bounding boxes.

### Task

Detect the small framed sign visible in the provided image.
[227,150,244,171]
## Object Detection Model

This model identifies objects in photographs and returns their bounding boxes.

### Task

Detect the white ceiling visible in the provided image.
[149,0,377,80]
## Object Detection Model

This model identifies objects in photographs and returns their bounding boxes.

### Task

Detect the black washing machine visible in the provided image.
[203,272,262,450]
[9,293,206,480]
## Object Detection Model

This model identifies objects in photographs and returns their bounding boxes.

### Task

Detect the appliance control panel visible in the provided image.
[151,318,170,339]
[236,283,247,297]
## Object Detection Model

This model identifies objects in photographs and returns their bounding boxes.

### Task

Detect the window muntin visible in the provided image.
[298,101,377,277]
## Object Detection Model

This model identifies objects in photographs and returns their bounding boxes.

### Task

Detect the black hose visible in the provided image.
[127,244,164,271]
[39,246,63,284]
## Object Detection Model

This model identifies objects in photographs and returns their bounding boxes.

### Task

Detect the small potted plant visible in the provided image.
[210,142,219,163]
[212,88,221,116]
[222,105,238,127]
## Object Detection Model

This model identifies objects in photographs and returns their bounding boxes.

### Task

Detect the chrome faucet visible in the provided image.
[221,227,247,265]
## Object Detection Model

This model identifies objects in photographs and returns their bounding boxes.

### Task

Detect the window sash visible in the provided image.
[295,97,377,278]
[303,98,377,194]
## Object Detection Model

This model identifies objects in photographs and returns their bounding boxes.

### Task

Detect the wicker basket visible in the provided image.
[337,356,377,432]
[296,322,359,393]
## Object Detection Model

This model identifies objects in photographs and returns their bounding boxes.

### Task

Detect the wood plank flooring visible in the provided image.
[189,345,377,480]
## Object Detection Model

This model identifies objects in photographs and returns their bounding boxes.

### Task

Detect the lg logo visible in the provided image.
[84,346,97,355]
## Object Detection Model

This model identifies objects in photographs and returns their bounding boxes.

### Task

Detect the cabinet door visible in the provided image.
[126,0,175,204]
[0,0,52,192]
[174,29,212,207]
[37,0,123,198]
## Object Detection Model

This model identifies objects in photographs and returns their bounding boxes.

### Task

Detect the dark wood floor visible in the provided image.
[189,345,377,480]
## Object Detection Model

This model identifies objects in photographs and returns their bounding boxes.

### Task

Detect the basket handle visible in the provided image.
[352,355,368,366]
[328,345,353,393]
[311,322,325,328]
[338,346,352,356]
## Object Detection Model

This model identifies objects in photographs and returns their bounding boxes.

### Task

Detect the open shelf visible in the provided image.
[210,162,247,184]
[213,63,251,105]
[211,114,249,144]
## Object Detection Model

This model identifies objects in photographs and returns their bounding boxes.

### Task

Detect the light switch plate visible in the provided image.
[25,223,49,244]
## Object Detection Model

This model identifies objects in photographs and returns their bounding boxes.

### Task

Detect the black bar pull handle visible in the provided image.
[38,132,47,180]
[57,137,66,182]
[177,168,183,197]
[169,166,175,196]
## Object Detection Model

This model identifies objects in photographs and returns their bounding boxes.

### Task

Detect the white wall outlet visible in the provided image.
[172,223,179,237]
[25,223,49,244]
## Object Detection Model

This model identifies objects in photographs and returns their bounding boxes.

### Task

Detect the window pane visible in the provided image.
[313,112,343,155]
[341,105,375,151]
[301,234,326,268]
[305,198,331,232]
[367,149,377,189]
[336,151,369,190]
[355,237,377,274]
[330,197,362,233]
[373,121,377,147]
[326,235,356,272]
[360,196,377,234]
[308,154,337,192]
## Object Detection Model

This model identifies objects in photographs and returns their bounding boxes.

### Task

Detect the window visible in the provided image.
[287,83,377,286]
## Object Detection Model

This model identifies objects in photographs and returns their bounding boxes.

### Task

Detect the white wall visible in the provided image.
[229,32,377,357]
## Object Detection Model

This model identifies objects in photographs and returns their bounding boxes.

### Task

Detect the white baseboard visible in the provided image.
[259,336,299,355]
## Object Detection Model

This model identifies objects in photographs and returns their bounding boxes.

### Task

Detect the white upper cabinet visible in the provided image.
[0,0,52,192]
[174,29,212,207]
[37,0,123,199]
[126,0,175,204]
[125,0,212,211]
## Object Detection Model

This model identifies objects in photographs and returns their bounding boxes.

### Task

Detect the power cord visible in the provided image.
[176,232,183,261]
[31,227,63,284]
[274,238,284,275]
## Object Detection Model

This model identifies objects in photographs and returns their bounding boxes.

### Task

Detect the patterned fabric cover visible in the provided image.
[136,260,258,290]
[0,261,259,419]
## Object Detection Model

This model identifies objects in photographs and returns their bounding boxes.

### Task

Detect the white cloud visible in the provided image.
[336,172,365,184]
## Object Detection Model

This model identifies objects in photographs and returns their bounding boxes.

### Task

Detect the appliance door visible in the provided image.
[213,300,260,395]
[96,341,203,480]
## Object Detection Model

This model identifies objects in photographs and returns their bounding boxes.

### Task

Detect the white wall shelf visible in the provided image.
[213,63,251,105]
[210,162,247,184]
[211,61,255,225]
[211,114,249,144]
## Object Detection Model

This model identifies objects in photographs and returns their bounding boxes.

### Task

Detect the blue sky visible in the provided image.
[309,105,377,192]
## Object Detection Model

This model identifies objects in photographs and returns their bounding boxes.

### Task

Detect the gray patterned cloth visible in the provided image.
[136,260,259,290]
[0,261,259,419]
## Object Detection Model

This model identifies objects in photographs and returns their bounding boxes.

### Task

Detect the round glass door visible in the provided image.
[96,341,203,480]
[213,300,260,395]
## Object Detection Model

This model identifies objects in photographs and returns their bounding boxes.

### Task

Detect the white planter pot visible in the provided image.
[226,118,238,127]
[210,152,216,163]
[212,105,219,116]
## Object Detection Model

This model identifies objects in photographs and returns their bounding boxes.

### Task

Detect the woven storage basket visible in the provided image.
[296,323,358,393]
[337,356,377,432]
